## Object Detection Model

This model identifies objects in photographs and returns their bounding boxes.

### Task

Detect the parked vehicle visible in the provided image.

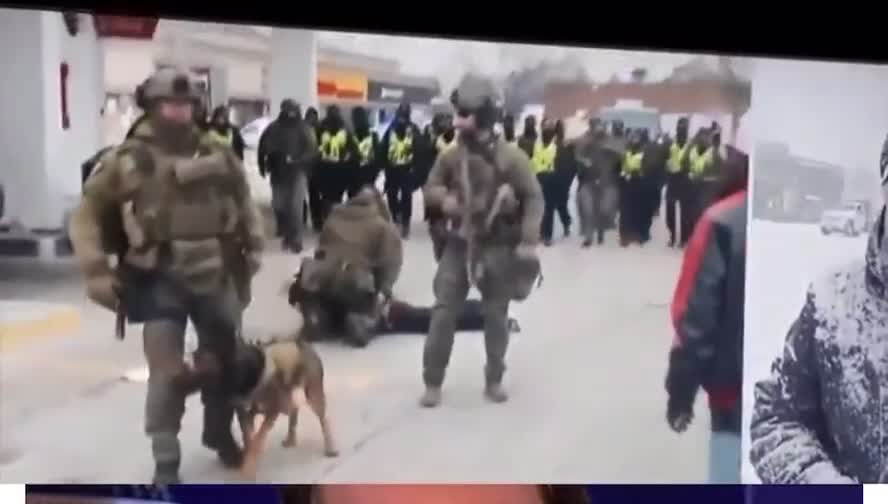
[820,200,869,237]
[240,116,272,151]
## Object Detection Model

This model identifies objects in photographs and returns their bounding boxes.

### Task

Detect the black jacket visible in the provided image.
[258,117,317,184]
[666,187,747,433]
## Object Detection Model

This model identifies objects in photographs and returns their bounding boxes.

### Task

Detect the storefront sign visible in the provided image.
[317,68,368,101]
[93,15,158,39]
[368,80,437,105]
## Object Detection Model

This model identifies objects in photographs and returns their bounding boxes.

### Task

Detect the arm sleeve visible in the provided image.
[232,128,246,160]
[670,212,726,367]
[375,224,404,297]
[512,152,545,245]
[69,151,124,278]
[749,289,855,484]
[422,152,449,209]
[227,151,265,258]
[257,124,272,175]
[299,125,319,167]
[666,211,726,402]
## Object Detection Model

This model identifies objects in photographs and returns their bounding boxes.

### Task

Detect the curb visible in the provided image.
[0,305,81,353]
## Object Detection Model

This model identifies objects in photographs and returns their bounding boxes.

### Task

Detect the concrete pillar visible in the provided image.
[0,9,103,233]
[267,28,317,116]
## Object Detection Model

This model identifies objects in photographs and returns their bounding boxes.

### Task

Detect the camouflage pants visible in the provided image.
[423,238,511,387]
[577,181,617,240]
[141,278,243,469]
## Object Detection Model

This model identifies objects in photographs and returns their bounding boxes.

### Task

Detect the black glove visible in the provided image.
[665,346,698,433]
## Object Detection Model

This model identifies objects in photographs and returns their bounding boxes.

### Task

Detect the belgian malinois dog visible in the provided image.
[190,333,339,480]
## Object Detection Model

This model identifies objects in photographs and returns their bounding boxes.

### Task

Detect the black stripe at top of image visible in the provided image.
[3,3,886,65]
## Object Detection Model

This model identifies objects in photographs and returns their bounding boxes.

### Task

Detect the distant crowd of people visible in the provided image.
[242,98,744,254]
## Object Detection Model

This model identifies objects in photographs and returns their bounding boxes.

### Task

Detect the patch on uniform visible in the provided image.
[87,160,105,180]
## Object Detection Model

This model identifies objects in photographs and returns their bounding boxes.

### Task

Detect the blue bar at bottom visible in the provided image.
[586,485,863,504]
[26,484,865,503]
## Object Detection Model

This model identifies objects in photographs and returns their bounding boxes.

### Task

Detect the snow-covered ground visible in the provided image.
[741,219,869,483]
[0,196,708,483]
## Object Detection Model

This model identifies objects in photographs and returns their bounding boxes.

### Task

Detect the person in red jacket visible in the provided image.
[665,146,748,483]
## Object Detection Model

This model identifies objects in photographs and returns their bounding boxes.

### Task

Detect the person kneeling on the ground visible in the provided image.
[289,185,403,348]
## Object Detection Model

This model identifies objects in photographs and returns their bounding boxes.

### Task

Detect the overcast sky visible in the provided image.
[318,31,702,92]
[752,58,888,172]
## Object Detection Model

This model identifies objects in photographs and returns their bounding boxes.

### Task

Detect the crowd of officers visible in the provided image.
[253,98,729,253]
[255,100,438,253]
[513,114,729,249]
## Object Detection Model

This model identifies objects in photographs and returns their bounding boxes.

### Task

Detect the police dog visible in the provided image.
[191,333,340,480]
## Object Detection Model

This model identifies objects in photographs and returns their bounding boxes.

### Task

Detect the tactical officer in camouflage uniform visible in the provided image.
[420,76,544,407]
[69,68,265,484]
[574,117,620,247]
[290,186,403,348]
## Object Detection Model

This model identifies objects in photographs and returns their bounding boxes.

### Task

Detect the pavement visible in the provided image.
[0,198,709,483]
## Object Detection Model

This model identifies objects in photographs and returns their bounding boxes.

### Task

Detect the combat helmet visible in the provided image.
[138,67,202,105]
[450,75,502,130]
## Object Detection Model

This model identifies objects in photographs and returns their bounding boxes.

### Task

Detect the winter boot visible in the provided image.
[152,461,182,485]
[201,402,244,469]
[419,387,442,408]
[484,382,509,403]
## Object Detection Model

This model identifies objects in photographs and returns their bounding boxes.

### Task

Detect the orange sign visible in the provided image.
[317,68,368,101]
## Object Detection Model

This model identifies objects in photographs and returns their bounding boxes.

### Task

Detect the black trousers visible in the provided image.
[554,175,573,233]
[619,177,646,242]
[385,167,414,228]
[665,175,691,244]
[317,164,350,221]
[683,180,705,240]
[380,299,486,335]
[538,173,560,241]
[306,172,324,231]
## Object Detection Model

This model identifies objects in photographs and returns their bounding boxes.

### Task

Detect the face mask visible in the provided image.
[541,129,555,142]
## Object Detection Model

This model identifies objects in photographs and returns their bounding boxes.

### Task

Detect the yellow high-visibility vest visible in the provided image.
[206,128,233,148]
[667,141,689,174]
[357,135,374,166]
[389,131,414,166]
[320,130,348,162]
[688,147,714,179]
[531,140,557,174]
[622,151,644,179]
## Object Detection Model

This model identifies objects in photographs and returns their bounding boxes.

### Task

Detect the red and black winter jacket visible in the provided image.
[667,187,747,433]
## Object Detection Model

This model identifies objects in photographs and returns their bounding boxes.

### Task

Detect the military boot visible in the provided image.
[152,461,182,485]
[419,387,442,408]
[484,382,509,403]
[201,402,244,469]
